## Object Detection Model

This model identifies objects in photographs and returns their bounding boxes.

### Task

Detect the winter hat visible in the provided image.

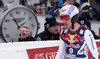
[19,27,30,36]
[79,11,88,25]
[45,17,58,28]
[79,16,87,25]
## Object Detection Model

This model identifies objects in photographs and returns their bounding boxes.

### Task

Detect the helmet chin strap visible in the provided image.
[71,14,79,29]
[71,20,75,29]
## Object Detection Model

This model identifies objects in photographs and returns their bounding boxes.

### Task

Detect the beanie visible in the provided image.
[45,17,58,28]
[19,27,30,36]
[79,11,88,25]
[79,16,87,25]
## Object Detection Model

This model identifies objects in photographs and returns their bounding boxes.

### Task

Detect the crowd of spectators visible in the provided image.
[34,17,60,41]
[18,0,100,42]
[33,0,89,15]
[33,0,97,23]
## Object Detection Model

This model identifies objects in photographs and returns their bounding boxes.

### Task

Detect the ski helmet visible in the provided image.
[60,5,79,28]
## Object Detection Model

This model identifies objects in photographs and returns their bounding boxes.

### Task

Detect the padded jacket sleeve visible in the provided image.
[84,30,98,59]
[55,38,66,59]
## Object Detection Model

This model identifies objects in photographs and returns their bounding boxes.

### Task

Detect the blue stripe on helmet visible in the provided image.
[68,5,74,14]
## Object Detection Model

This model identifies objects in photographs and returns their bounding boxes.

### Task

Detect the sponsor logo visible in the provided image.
[64,34,84,48]
[66,43,80,48]
[46,52,57,59]
[36,37,41,41]
[27,46,59,59]
[34,53,45,59]
[64,34,83,43]
[34,52,57,59]
[79,29,84,34]
[46,24,50,28]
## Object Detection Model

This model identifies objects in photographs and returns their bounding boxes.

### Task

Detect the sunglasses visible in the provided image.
[19,33,26,36]
[60,15,71,22]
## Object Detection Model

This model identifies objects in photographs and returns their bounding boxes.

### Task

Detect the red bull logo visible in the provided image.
[64,34,84,48]
[66,44,80,48]
[64,34,84,43]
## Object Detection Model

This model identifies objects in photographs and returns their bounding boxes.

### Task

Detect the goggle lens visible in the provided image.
[60,15,71,21]
[19,33,26,36]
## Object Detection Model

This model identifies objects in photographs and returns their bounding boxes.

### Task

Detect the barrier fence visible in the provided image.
[0,40,100,59]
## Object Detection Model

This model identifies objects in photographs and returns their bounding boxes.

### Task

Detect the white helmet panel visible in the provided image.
[60,5,79,18]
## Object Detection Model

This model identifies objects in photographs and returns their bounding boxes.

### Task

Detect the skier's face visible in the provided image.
[48,25,59,34]
[19,33,30,39]
[62,20,72,29]
[60,15,72,29]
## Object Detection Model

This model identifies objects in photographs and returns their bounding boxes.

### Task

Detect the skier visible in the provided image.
[55,5,98,59]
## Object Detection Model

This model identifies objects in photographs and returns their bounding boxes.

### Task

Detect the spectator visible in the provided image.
[80,2,91,10]
[19,0,36,13]
[79,11,100,39]
[63,0,76,5]
[63,0,81,10]
[40,0,48,5]
[40,0,48,15]
[90,0,100,21]
[81,0,88,4]
[74,3,81,10]
[34,17,60,41]
[79,10,91,28]
[19,26,35,42]
[55,5,98,59]
[34,3,41,14]
[48,0,53,4]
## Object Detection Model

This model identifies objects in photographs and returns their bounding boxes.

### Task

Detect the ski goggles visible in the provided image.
[60,15,71,22]
[19,33,26,36]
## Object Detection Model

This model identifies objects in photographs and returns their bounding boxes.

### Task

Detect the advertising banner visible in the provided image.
[0,40,100,59]
[27,41,100,59]
[27,46,59,59]
[96,41,100,59]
